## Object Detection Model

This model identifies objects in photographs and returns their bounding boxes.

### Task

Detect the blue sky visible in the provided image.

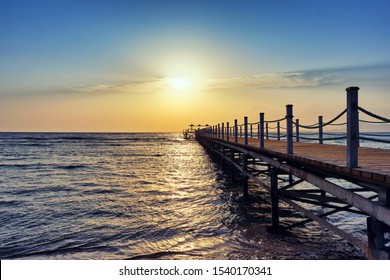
[0,0,389,131]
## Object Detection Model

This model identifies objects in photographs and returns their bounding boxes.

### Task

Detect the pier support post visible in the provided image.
[244,116,248,145]
[286,104,294,154]
[226,122,230,142]
[242,154,249,198]
[270,167,280,232]
[230,149,235,180]
[366,189,390,259]
[319,116,323,144]
[218,124,221,139]
[295,119,300,142]
[234,119,238,143]
[346,86,359,168]
[260,113,265,148]
[277,121,280,141]
[222,123,225,140]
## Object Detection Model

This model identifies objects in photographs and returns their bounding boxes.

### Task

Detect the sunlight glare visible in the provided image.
[170,78,192,90]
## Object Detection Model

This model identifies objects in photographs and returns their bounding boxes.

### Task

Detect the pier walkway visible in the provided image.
[193,87,390,259]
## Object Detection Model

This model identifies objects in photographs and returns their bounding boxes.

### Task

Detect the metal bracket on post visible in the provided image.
[346,87,359,168]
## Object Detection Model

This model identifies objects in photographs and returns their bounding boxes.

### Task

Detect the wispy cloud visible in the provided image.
[67,78,168,94]
[66,69,343,94]
[204,71,339,89]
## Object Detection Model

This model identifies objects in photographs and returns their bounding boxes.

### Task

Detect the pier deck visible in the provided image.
[191,87,390,259]
[232,137,390,187]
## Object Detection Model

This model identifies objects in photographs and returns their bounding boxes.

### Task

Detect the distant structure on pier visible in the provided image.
[183,124,209,140]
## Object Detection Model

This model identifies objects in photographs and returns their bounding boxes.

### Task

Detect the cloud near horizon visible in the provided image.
[67,70,342,95]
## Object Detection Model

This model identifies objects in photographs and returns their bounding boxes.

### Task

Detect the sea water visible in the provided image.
[2,132,383,259]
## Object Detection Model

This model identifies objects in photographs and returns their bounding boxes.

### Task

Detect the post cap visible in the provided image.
[346,86,360,91]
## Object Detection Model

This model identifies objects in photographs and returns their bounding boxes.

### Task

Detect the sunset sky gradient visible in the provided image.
[1,0,389,132]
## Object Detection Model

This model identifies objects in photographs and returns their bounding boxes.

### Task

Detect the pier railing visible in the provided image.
[198,87,390,168]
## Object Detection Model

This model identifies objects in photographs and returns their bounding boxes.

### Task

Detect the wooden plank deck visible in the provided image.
[216,136,390,188]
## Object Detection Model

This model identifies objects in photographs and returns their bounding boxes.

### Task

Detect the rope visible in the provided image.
[265,116,287,123]
[358,106,390,122]
[298,135,347,141]
[296,109,347,129]
[360,119,390,124]
[360,132,390,137]
[324,132,346,136]
[299,132,319,136]
[359,136,390,144]
[328,122,347,126]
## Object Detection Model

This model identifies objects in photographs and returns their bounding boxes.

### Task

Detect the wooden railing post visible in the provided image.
[226,122,230,142]
[266,123,269,140]
[234,119,238,143]
[244,116,248,145]
[286,104,294,154]
[218,123,221,139]
[319,116,323,144]
[260,113,265,148]
[277,121,280,140]
[346,86,359,168]
[296,119,300,142]
[221,123,225,140]
[250,124,253,138]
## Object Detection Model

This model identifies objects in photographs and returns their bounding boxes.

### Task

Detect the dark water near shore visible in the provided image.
[0,133,368,259]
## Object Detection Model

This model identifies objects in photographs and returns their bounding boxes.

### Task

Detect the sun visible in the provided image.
[170,77,192,90]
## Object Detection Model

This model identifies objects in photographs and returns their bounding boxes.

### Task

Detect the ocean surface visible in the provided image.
[1,132,387,260]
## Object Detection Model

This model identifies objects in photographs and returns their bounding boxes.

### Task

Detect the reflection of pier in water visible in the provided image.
[190,87,390,259]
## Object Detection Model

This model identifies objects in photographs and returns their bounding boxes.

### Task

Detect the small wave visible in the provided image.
[82,188,122,195]
[56,164,87,170]
[125,250,202,260]
[0,200,25,207]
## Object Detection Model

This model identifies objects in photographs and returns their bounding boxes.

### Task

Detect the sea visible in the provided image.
[0,132,388,260]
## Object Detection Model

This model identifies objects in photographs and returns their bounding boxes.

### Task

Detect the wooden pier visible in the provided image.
[194,87,390,259]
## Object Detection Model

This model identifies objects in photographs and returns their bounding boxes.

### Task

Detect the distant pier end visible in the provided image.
[183,124,210,140]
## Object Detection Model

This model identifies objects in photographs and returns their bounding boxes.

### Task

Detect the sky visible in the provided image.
[0,0,389,132]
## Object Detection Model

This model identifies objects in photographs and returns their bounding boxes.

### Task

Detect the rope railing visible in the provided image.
[359,136,390,144]
[328,122,347,126]
[294,109,347,129]
[195,86,388,168]
[358,106,390,123]
[298,135,347,141]
[265,116,287,123]
[361,132,390,137]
